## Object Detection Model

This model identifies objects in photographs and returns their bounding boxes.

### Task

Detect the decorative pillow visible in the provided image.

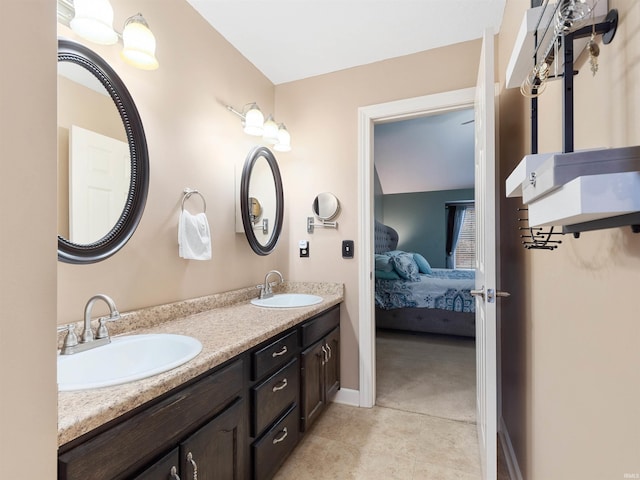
[413,253,432,274]
[389,252,421,281]
[375,269,401,280]
[374,254,394,272]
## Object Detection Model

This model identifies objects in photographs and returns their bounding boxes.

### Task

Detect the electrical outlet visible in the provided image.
[299,240,309,257]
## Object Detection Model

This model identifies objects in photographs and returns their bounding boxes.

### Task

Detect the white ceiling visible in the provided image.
[374,109,475,194]
[186,0,506,85]
[186,0,505,194]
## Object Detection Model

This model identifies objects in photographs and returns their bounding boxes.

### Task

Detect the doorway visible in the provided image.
[357,87,477,408]
[372,108,476,422]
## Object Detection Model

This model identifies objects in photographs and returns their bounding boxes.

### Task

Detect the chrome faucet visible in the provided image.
[58,294,121,355]
[258,270,284,299]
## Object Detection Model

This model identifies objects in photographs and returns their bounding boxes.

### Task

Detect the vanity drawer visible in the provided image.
[252,404,300,480]
[301,305,340,348]
[251,358,299,436]
[252,330,298,380]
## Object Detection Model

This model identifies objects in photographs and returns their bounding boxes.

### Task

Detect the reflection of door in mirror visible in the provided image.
[69,126,130,243]
[57,62,129,243]
[249,157,276,245]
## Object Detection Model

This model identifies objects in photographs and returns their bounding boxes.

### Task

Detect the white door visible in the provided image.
[69,125,130,243]
[473,28,498,480]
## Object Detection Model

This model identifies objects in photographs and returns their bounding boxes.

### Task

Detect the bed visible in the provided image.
[374,221,476,337]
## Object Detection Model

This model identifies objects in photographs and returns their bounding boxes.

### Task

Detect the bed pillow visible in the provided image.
[389,252,421,281]
[413,253,433,274]
[374,254,394,272]
[375,269,401,280]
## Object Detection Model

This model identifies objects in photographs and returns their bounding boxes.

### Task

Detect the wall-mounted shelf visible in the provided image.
[505,0,608,90]
[505,2,635,245]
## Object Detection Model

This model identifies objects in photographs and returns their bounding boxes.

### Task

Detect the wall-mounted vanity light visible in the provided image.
[57,0,159,70]
[226,102,292,152]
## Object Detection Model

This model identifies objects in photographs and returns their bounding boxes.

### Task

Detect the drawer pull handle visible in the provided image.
[272,378,288,392]
[321,345,328,364]
[272,345,288,357]
[325,343,332,360]
[272,427,288,444]
[170,466,181,480]
[187,452,198,480]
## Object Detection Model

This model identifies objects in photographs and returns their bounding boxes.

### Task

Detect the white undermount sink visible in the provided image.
[57,334,202,392]
[251,293,323,308]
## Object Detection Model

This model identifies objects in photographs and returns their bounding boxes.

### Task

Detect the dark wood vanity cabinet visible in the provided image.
[249,332,300,480]
[58,304,341,480]
[134,397,245,480]
[58,359,246,480]
[300,306,340,432]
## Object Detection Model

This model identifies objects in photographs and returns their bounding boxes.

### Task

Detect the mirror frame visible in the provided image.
[57,38,149,264]
[240,146,284,256]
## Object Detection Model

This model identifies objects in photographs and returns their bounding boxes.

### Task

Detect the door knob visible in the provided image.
[470,286,511,303]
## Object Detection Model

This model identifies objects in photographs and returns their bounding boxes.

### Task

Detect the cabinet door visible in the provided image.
[324,327,340,400]
[300,340,325,432]
[132,448,180,480]
[179,397,245,480]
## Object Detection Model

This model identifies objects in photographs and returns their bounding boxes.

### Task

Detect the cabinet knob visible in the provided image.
[272,427,288,445]
[187,452,198,480]
[272,378,288,392]
[170,466,181,480]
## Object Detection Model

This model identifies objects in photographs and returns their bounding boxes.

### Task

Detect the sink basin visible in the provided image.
[251,293,323,308]
[57,334,202,392]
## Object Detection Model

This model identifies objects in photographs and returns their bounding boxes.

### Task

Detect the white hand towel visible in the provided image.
[178,210,212,260]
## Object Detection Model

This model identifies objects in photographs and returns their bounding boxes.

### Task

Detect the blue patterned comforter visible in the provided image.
[375,268,476,313]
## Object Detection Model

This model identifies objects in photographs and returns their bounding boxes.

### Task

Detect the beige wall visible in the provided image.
[0,1,58,478]
[56,0,288,324]
[275,40,482,389]
[498,1,640,478]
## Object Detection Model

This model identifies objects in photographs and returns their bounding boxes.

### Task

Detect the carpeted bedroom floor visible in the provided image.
[375,329,477,423]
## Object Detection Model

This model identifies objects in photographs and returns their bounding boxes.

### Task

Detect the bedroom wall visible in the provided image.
[374,167,384,223]
[381,188,474,267]
[275,39,483,390]
[498,1,640,478]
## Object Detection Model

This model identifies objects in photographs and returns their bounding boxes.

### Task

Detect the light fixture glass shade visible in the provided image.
[243,103,264,136]
[262,115,279,144]
[274,124,291,152]
[121,14,159,70]
[70,0,118,45]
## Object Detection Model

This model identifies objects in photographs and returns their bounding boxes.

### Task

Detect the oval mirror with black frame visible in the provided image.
[312,192,340,220]
[57,38,149,264]
[240,146,284,256]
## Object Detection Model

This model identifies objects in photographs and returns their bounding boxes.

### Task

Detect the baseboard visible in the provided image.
[499,415,523,480]
[332,388,360,406]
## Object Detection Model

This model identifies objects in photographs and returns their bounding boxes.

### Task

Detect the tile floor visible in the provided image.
[274,402,482,479]
[274,330,510,479]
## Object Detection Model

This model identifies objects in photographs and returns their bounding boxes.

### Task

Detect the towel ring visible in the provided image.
[182,188,207,213]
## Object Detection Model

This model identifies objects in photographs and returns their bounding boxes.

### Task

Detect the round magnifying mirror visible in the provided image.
[248,197,262,224]
[312,192,340,220]
[57,38,149,264]
[240,146,284,255]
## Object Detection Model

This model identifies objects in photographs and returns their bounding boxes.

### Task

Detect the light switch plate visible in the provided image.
[342,240,354,258]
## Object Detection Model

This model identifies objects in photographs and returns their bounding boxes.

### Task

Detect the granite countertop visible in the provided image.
[58,282,343,447]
